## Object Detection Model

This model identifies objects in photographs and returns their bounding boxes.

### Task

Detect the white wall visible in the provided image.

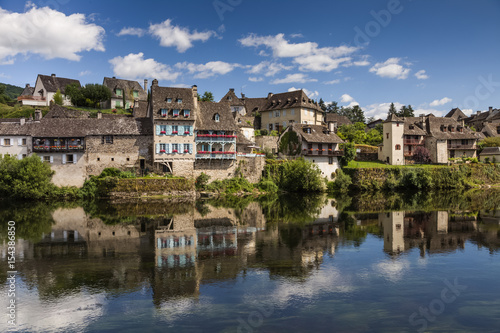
[0,136,30,159]
[305,155,340,179]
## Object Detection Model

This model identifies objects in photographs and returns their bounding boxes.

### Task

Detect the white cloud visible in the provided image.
[248,77,263,82]
[415,69,429,80]
[270,73,317,84]
[324,79,340,85]
[149,19,215,53]
[288,87,319,98]
[117,27,146,37]
[414,107,446,117]
[79,70,91,76]
[340,94,354,103]
[0,6,105,63]
[430,97,452,106]
[176,61,240,79]
[109,53,180,81]
[373,259,410,283]
[290,33,304,38]
[363,102,405,120]
[369,58,410,79]
[239,33,358,72]
[0,73,10,79]
[247,61,292,77]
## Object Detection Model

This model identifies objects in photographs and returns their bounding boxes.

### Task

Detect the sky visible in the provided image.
[0,0,499,120]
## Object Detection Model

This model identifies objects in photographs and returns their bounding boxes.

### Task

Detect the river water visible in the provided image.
[1,191,499,332]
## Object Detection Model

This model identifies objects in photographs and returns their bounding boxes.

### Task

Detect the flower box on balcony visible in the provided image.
[184,150,189,153]
[198,151,209,154]
[172,131,178,134]
[173,114,179,117]
[184,131,190,134]
[161,114,167,117]
[160,150,166,153]
[160,131,166,134]
[184,115,189,118]
[224,151,235,154]
[172,150,178,153]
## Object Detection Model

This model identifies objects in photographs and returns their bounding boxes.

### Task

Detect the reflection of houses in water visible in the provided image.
[380,211,479,256]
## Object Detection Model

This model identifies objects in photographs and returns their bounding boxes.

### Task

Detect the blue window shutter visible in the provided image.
[189,144,193,154]
[189,126,193,135]
[166,125,172,135]
[73,154,77,164]
[166,143,170,153]
[156,125,160,135]
[155,143,160,154]
[62,154,66,164]
[40,155,43,162]
[49,156,53,164]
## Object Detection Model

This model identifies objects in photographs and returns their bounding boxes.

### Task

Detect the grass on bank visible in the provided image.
[345,160,449,169]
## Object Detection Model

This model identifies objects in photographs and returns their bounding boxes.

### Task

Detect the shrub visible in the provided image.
[339,142,356,168]
[327,169,352,193]
[257,180,278,193]
[195,172,210,190]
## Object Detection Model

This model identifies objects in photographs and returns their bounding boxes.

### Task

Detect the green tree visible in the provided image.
[198,91,214,102]
[339,142,356,168]
[337,122,367,144]
[397,105,414,117]
[481,137,500,147]
[0,84,5,96]
[65,83,85,106]
[339,105,366,123]
[53,89,64,105]
[279,158,324,192]
[318,98,327,112]
[388,102,397,117]
[326,101,339,113]
[82,83,111,108]
[365,128,383,146]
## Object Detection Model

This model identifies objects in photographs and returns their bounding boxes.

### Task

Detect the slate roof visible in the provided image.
[385,113,403,123]
[20,85,34,97]
[291,123,344,144]
[262,90,322,112]
[235,115,254,128]
[481,122,500,137]
[426,117,481,140]
[0,122,33,135]
[37,74,80,94]
[480,147,500,155]
[325,113,352,126]
[103,77,147,101]
[219,89,244,106]
[445,108,467,121]
[403,117,427,136]
[195,101,238,131]
[43,104,91,119]
[244,97,268,115]
[150,85,196,121]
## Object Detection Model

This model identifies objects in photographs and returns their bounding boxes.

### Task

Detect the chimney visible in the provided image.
[51,73,56,78]
[152,79,158,87]
[267,92,273,99]
[419,113,425,124]
[25,83,30,88]
[489,106,493,113]
[230,88,234,92]
[112,76,116,79]
[144,79,148,92]
[192,85,198,109]
[20,117,25,126]
[241,93,245,99]
[34,109,42,121]
[97,111,102,119]
[328,121,335,133]
[477,111,481,115]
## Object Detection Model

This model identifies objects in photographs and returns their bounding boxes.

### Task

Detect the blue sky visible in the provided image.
[0,0,499,119]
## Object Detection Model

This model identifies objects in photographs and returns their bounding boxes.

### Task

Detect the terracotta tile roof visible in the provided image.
[195,101,238,131]
[37,74,80,94]
[262,90,322,112]
[103,77,147,101]
[291,123,344,144]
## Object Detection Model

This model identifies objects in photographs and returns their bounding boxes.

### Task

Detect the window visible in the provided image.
[291,109,295,115]
[409,125,414,130]
[184,126,192,135]
[228,96,232,101]
[395,144,401,150]
[97,157,100,161]
[172,125,178,134]
[102,135,113,144]
[115,101,121,108]
[177,98,182,103]
[462,139,468,145]
[275,111,280,117]
[183,109,190,118]
[126,157,130,161]
[214,113,220,122]
[4,139,11,146]
[173,109,179,117]
[160,143,166,153]
[43,156,51,163]
[111,158,114,161]
[328,157,334,165]
[183,143,190,153]
[133,90,138,98]
[269,112,273,118]
[167,98,172,103]
[161,109,167,117]
[22,138,27,146]
[116,88,122,96]
[283,110,286,116]
[67,154,74,163]
[283,121,287,127]
[386,133,389,139]
[269,124,273,131]
[172,143,179,153]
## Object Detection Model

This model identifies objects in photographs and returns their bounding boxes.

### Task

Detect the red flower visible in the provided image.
[160,131,166,134]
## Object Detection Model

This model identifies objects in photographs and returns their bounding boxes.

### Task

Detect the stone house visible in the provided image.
[102,77,148,110]
[261,90,324,132]
[0,118,31,159]
[465,107,499,132]
[479,147,500,162]
[278,123,344,178]
[24,74,81,106]
[149,80,197,175]
[325,113,352,133]
[379,113,482,165]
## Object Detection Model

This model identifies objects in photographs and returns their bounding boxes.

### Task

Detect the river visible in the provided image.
[1,190,499,332]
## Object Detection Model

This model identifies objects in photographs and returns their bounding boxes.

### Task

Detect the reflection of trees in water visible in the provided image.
[259,193,325,225]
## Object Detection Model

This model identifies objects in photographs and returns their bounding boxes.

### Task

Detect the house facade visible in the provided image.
[379,113,482,165]
[102,77,148,110]
[278,123,344,178]
[0,118,31,160]
[149,80,197,176]
[28,74,80,106]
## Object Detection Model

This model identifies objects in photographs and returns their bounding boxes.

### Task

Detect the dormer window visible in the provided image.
[173,109,179,117]
[133,90,138,98]
[161,109,167,117]
[167,98,172,103]
[177,98,182,103]
[116,88,123,96]
[183,109,190,118]
[409,125,414,129]
[228,96,232,101]
[214,113,220,122]
[304,127,311,134]
[448,125,454,132]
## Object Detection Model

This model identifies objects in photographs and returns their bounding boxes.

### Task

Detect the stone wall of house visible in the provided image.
[37,152,86,187]
[454,149,476,159]
[355,152,378,162]
[305,155,339,180]
[255,136,278,152]
[192,156,265,183]
[435,140,448,164]
[236,156,266,183]
[86,135,153,176]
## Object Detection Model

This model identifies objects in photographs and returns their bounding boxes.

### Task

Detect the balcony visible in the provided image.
[195,134,237,143]
[196,151,237,160]
[303,149,344,157]
[447,143,476,150]
[33,145,85,152]
[33,138,85,152]
[404,139,424,145]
